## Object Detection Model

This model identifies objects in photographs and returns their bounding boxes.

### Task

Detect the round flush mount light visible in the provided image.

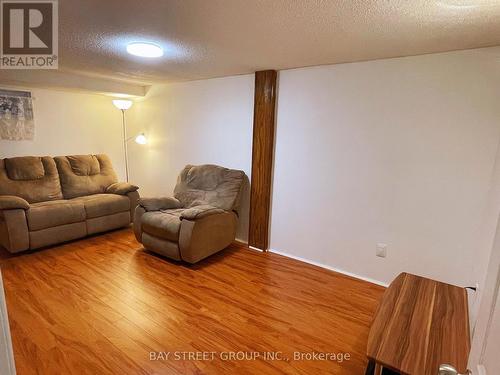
[436,0,494,9]
[126,42,164,58]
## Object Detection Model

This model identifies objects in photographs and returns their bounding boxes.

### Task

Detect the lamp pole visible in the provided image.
[113,99,145,182]
[121,109,130,182]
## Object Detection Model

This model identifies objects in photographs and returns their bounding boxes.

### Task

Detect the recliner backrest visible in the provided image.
[54,154,118,199]
[0,156,63,203]
[174,164,245,211]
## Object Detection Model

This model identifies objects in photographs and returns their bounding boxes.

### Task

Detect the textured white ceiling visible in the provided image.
[10,0,500,85]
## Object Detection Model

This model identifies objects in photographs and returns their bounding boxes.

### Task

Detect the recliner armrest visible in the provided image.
[138,197,182,212]
[180,205,225,220]
[0,195,30,210]
[106,182,139,195]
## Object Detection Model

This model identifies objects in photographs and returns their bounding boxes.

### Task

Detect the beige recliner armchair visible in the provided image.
[134,164,245,263]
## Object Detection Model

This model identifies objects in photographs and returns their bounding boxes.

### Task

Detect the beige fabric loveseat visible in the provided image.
[134,164,244,263]
[0,154,139,253]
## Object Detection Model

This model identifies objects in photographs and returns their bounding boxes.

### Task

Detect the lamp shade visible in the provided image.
[135,133,148,145]
[113,99,133,110]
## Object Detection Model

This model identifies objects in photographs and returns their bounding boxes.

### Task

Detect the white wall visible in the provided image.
[0,87,127,180]
[127,75,254,241]
[270,47,500,288]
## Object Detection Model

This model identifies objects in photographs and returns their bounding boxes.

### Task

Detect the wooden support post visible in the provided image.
[249,70,277,251]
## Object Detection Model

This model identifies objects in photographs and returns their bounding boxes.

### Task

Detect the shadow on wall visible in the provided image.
[236,174,250,243]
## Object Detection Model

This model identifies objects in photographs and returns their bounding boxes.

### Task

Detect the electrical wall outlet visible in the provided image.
[376,243,387,258]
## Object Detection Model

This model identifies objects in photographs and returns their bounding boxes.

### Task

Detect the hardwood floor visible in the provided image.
[0,229,384,375]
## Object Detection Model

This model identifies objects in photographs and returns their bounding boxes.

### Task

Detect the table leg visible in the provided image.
[374,363,383,375]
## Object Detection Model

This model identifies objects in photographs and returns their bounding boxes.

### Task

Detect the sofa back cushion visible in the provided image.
[54,154,118,199]
[0,156,63,203]
[174,164,245,211]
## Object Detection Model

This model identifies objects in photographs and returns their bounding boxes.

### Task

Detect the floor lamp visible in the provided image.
[112,99,147,182]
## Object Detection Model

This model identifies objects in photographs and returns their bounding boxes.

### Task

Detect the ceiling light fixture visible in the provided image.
[436,0,494,9]
[126,42,164,58]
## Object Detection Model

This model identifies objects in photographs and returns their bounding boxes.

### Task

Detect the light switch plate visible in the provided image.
[376,243,387,258]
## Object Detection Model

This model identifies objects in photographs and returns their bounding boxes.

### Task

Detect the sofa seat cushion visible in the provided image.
[141,209,184,242]
[27,200,86,231]
[71,194,130,219]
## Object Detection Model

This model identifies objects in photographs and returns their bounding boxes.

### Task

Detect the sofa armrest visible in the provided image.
[127,190,140,224]
[0,195,30,210]
[106,182,139,195]
[0,209,29,253]
[138,197,182,212]
[180,205,225,221]
[133,205,146,242]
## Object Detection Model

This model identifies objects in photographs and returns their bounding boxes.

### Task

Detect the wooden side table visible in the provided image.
[366,273,470,375]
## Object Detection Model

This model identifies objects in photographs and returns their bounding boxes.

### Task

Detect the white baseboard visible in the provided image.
[269,248,389,287]
[476,364,487,375]
[233,238,264,252]
[234,237,247,245]
[248,246,264,252]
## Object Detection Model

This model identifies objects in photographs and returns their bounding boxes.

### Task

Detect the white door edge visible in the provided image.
[0,268,16,375]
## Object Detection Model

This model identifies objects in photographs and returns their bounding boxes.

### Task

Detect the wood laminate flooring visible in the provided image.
[0,229,384,374]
